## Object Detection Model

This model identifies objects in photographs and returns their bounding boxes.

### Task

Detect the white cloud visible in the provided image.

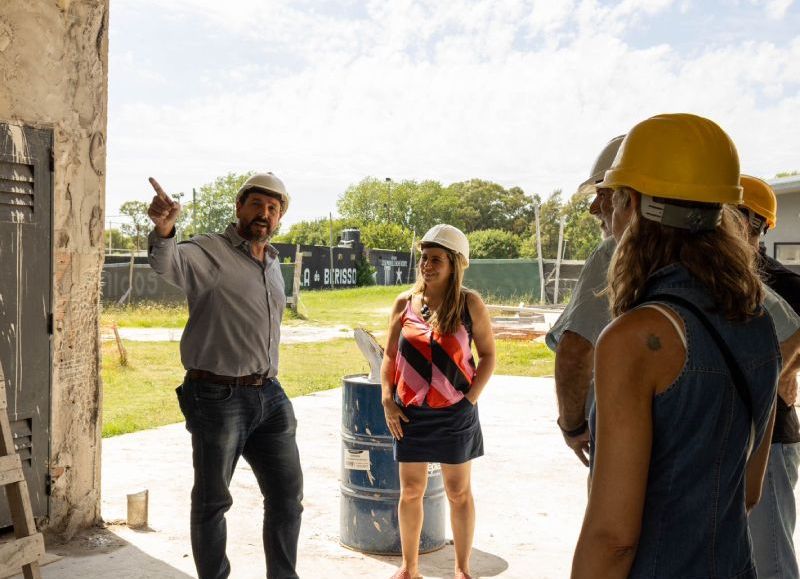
[106,1,800,227]
[753,0,795,20]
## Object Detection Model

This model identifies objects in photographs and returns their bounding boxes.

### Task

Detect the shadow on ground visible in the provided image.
[20,526,195,579]
[368,544,510,578]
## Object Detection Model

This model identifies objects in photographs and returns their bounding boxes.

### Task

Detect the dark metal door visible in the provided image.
[0,122,53,526]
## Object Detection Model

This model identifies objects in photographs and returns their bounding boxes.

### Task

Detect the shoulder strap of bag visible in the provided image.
[645,293,754,425]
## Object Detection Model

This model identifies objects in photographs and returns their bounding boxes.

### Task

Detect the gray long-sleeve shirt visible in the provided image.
[147,224,286,377]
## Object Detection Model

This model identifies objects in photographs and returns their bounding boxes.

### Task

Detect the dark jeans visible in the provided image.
[177,377,304,579]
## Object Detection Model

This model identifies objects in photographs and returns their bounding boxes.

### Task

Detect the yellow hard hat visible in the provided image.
[599,113,742,205]
[740,174,776,229]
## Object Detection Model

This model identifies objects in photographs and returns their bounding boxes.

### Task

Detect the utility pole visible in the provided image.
[328,212,335,289]
[554,215,566,304]
[192,187,197,236]
[385,177,392,223]
[534,204,545,303]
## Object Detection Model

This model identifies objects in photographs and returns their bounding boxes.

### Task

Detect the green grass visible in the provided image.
[295,285,409,331]
[100,287,556,437]
[102,302,188,328]
[495,340,554,376]
[101,338,371,437]
[101,287,552,331]
[102,340,185,436]
[101,336,553,437]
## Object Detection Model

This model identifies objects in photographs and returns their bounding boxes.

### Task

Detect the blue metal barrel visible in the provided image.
[340,374,446,554]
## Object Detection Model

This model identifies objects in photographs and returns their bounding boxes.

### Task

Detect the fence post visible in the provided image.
[554,215,565,304]
[328,213,335,289]
[116,250,135,306]
[291,245,303,313]
[534,204,545,303]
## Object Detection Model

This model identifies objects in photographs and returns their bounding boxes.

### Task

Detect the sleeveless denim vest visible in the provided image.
[590,263,781,578]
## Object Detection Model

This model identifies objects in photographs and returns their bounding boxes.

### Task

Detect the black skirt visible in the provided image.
[393,396,484,464]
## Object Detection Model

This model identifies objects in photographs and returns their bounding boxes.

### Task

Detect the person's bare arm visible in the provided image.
[746,401,776,511]
[464,292,496,405]
[381,295,410,440]
[778,329,800,406]
[555,331,594,466]
[572,309,684,578]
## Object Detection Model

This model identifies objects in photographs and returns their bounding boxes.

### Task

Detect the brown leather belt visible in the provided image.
[185,369,272,386]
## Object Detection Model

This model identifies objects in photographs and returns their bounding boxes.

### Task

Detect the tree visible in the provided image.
[119,201,151,250]
[523,190,563,259]
[336,176,538,239]
[444,180,536,234]
[272,217,358,246]
[337,177,448,233]
[518,189,602,260]
[467,229,522,259]
[562,192,602,260]
[775,170,800,178]
[355,256,376,286]
[104,228,133,252]
[361,222,415,252]
[337,177,403,226]
[192,171,253,234]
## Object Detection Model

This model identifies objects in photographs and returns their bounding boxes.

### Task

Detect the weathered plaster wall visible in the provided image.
[0,0,108,537]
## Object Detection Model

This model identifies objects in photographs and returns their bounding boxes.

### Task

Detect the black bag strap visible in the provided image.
[644,293,754,424]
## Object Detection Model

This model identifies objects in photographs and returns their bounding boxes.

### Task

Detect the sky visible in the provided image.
[106,0,800,229]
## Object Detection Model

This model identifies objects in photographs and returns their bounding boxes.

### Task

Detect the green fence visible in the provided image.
[463,259,541,300]
[280,263,294,296]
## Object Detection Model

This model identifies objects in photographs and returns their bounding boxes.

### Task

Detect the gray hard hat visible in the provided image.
[236,172,290,215]
[576,135,625,196]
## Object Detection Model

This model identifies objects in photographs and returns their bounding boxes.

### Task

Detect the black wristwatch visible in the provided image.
[557,418,588,438]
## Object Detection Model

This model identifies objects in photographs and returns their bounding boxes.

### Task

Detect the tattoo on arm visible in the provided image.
[647,334,662,351]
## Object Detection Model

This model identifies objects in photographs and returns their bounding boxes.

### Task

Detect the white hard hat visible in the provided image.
[236,172,290,215]
[576,135,625,196]
[420,224,469,267]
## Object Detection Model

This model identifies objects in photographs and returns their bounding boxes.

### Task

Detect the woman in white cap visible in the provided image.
[381,224,495,579]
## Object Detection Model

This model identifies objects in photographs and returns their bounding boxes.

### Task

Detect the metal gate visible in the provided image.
[0,122,53,526]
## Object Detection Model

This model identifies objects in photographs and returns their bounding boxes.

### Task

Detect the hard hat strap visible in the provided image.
[640,194,721,233]
[737,207,768,236]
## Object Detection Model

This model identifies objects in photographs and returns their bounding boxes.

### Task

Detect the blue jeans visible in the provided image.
[749,442,800,579]
[177,377,304,579]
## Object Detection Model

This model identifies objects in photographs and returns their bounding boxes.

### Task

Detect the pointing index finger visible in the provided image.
[148,177,172,203]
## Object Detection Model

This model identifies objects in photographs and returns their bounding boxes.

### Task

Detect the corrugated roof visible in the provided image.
[768,175,800,195]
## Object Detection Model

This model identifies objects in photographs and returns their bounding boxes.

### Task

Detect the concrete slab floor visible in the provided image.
[17,375,800,578]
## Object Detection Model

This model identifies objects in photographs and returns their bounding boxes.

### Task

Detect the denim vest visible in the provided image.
[591,264,781,578]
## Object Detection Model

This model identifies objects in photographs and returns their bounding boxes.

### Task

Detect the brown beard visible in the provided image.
[239,218,271,242]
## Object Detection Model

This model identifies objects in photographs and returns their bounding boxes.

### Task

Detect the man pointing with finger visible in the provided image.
[147,173,303,579]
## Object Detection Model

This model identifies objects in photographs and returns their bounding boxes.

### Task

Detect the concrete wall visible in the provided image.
[0,0,108,537]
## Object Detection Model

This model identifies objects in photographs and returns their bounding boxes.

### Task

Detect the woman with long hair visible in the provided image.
[381,224,495,579]
[572,113,781,578]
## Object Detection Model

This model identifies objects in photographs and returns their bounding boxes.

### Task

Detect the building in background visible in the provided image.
[765,175,800,272]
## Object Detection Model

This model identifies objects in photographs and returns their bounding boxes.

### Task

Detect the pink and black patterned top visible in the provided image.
[394,298,476,408]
